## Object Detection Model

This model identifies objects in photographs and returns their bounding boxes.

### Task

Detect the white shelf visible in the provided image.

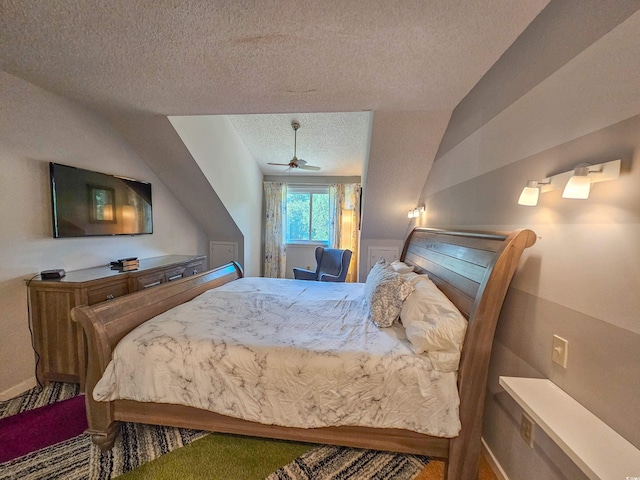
[499,376,640,480]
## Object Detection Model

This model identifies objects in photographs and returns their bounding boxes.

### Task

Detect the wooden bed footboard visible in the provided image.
[71,261,244,448]
[72,228,536,480]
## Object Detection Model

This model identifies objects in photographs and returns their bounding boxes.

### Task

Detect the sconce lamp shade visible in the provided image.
[518,180,540,206]
[562,175,591,199]
[562,165,591,199]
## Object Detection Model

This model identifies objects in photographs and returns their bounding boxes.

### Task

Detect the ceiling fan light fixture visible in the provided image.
[267,122,321,172]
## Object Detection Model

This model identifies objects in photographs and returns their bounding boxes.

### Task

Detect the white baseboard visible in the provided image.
[0,376,37,401]
[482,437,509,480]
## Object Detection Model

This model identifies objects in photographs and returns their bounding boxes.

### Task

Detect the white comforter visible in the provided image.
[94,277,461,437]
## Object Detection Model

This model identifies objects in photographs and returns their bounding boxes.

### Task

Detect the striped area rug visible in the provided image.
[268,446,429,480]
[0,383,429,479]
[0,382,80,418]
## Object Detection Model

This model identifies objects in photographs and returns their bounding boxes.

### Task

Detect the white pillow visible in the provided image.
[390,260,415,274]
[400,276,467,372]
[365,260,415,328]
[401,271,428,282]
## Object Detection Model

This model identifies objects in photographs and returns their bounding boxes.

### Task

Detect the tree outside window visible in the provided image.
[286,186,329,243]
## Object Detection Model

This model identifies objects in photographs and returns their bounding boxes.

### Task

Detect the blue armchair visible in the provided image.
[293,247,353,282]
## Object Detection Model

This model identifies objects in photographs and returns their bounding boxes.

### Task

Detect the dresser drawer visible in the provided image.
[132,270,166,290]
[87,279,129,305]
[164,266,185,282]
[183,259,205,277]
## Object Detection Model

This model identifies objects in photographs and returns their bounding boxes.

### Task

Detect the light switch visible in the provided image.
[552,335,568,368]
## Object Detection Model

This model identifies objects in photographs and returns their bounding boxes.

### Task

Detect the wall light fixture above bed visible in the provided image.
[517,159,621,206]
[408,205,425,218]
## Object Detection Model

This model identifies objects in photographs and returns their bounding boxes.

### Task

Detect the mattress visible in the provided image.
[93,277,461,437]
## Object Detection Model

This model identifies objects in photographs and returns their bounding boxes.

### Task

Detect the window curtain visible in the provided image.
[329,183,360,282]
[263,182,287,278]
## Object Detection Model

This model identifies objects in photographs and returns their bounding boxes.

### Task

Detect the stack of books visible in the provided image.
[110,257,140,272]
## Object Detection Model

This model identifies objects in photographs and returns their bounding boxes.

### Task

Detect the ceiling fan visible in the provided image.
[268,122,321,172]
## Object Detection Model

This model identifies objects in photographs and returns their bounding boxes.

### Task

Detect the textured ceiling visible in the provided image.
[226,112,371,176]
[0,0,549,115]
[0,0,549,236]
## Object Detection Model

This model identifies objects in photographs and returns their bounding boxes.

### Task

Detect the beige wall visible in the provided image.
[169,115,264,277]
[0,73,209,398]
[418,10,640,480]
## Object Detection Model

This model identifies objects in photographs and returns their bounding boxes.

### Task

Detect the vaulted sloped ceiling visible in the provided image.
[0,0,550,249]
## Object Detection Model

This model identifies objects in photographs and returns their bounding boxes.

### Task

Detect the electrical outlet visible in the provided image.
[520,412,535,448]
[552,335,569,368]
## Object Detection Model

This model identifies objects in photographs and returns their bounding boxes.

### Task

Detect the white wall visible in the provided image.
[0,73,209,398]
[169,115,263,277]
[284,245,318,279]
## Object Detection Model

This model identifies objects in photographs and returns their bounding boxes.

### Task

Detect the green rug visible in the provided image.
[114,432,430,480]
[114,433,313,480]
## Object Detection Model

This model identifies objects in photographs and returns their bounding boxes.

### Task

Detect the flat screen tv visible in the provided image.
[50,163,153,238]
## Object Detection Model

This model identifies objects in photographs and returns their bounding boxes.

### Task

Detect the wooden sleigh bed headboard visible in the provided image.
[400,228,536,478]
[72,227,535,480]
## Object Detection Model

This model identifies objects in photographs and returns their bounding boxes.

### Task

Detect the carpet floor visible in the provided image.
[0,382,498,479]
[115,435,430,480]
[0,383,442,479]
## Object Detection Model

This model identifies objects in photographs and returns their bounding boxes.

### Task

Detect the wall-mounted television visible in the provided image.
[50,162,153,238]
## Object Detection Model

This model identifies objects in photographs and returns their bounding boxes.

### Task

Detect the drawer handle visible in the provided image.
[168,274,183,281]
[144,281,162,288]
[192,269,198,275]
[106,294,115,301]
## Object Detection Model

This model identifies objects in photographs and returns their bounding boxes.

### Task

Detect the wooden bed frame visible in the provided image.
[72,227,535,480]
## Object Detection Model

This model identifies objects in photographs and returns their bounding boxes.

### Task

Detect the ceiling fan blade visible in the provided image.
[267,162,292,166]
[296,159,307,165]
[299,165,321,171]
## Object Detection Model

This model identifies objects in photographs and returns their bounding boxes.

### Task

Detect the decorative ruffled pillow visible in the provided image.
[365,259,415,327]
[400,275,467,372]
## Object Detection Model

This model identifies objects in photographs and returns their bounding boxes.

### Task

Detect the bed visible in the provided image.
[72,227,536,480]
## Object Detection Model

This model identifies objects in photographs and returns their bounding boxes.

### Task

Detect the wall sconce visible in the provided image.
[517,159,620,206]
[408,205,425,218]
[517,180,550,206]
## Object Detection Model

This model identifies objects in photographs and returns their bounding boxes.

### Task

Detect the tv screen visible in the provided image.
[50,163,153,238]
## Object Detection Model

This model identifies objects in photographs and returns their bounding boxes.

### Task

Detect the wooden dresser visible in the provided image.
[27,255,206,389]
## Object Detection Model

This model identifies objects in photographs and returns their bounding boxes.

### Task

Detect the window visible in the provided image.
[286,185,330,244]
